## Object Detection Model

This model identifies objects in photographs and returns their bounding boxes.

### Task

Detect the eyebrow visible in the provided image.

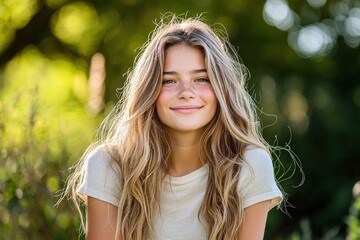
[163,68,207,75]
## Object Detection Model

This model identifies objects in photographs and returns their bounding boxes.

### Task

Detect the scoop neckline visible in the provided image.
[164,164,209,184]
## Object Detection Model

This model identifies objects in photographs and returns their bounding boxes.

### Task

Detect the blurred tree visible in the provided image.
[0,0,359,239]
[260,0,360,237]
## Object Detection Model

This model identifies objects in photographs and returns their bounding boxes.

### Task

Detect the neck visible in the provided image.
[168,131,204,177]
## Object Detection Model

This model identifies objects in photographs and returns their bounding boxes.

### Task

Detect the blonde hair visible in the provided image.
[63,15,274,240]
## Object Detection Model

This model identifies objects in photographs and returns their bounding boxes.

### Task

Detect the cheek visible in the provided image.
[202,87,217,107]
[155,90,169,116]
[205,88,218,119]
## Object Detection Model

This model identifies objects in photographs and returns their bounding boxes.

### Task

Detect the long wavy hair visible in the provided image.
[64,15,273,240]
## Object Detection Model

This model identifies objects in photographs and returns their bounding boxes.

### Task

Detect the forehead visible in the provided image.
[163,44,205,71]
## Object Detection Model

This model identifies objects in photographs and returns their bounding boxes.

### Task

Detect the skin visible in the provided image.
[86,43,272,240]
[240,200,271,239]
[87,197,118,240]
[156,43,217,176]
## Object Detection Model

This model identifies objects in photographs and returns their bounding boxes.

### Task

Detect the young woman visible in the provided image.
[64,16,284,240]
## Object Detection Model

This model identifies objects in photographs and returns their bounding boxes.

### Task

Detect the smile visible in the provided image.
[170,106,203,113]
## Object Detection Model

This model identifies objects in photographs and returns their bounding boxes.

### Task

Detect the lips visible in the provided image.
[170,105,203,113]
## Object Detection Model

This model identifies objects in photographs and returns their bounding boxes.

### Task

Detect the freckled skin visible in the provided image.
[156,44,217,135]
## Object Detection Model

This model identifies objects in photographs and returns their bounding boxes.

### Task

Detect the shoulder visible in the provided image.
[84,145,121,181]
[239,145,274,182]
[85,145,113,169]
[78,145,122,206]
[238,145,283,208]
[242,145,273,171]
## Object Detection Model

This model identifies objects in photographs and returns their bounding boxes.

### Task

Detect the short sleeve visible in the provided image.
[77,146,121,207]
[237,146,283,209]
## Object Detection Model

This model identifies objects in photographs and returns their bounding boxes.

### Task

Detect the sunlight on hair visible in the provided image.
[263,0,295,31]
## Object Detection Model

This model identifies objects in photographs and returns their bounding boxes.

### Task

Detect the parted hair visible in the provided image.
[64,15,273,240]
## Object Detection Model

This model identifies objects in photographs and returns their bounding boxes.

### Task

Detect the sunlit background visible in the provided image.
[0,0,359,239]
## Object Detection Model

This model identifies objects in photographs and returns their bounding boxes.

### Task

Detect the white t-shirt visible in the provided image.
[78,146,283,239]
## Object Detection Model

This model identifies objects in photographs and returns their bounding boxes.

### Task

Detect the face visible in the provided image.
[156,44,217,136]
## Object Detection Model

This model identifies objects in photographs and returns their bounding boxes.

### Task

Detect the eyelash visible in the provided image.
[162,79,176,84]
[196,78,209,82]
[162,78,209,84]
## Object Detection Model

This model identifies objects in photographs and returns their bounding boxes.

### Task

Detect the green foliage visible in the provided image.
[347,197,360,240]
[0,0,38,53]
[0,47,98,239]
[0,0,359,239]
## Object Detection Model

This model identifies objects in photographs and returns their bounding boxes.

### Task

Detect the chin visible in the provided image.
[169,125,207,133]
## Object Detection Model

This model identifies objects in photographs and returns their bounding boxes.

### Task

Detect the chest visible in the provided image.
[153,176,208,240]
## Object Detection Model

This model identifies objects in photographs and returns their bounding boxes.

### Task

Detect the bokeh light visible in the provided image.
[264,0,360,57]
[345,8,360,37]
[288,22,336,57]
[284,90,309,134]
[263,0,295,31]
[50,2,102,55]
[1,0,360,239]
[344,8,360,47]
[0,0,38,52]
[307,0,327,8]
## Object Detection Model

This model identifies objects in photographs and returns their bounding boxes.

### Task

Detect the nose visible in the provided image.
[177,81,195,100]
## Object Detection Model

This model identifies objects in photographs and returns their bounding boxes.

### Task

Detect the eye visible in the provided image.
[162,79,176,84]
[195,77,210,83]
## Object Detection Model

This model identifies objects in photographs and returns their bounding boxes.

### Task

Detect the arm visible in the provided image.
[87,196,121,240]
[239,200,271,240]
